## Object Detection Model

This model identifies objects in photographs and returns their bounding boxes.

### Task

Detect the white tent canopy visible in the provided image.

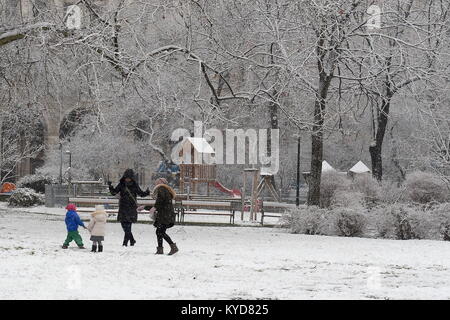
[349,161,371,173]
[322,160,336,172]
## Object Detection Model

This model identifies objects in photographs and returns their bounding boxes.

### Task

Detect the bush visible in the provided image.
[283,202,450,241]
[17,174,56,194]
[442,223,450,241]
[320,171,350,208]
[8,188,45,207]
[371,204,441,240]
[350,175,381,207]
[331,190,365,210]
[426,203,450,241]
[334,209,367,237]
[378,180,406,204]
[405,171,448,204]
[281,205,333,235]
[373,205,413,239]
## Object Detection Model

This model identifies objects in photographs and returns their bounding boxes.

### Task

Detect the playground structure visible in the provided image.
[241,168,281,221]
[175,137,291,222]
[60,138,291,225]
[54,173,293,226]
[152,160,180,188]
[178,137,241,198]
[41,154,375,225]
[44,136,297,225]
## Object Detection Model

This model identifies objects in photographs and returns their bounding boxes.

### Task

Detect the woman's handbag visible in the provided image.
[125,186,138,206]
[148,207,157,221]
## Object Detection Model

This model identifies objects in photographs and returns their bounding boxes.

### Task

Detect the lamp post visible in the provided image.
[294,135,301,207]
[59,143,63,185]
[66,150,72,184]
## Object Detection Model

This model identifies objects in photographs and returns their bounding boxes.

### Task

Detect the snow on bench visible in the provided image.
[260,201,296,226]
[180,200,237,224]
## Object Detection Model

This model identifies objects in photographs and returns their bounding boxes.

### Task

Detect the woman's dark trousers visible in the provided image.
[121,222,135,246]
[156,225,174,247]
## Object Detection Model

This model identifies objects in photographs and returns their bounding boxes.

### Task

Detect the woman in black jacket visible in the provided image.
[108,169,150,246]
[153,178,178,255]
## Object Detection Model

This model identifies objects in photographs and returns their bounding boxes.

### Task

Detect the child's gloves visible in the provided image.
[107,181,112,186]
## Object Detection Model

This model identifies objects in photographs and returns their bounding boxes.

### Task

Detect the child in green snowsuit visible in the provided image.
[62,203,86,249]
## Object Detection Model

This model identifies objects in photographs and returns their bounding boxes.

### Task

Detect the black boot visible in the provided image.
[155,247,164,254]
[91,245,97,252]
[122,235,129,247]
[130,235,136,246]
[168,243,179,255]
[98,245,103,252]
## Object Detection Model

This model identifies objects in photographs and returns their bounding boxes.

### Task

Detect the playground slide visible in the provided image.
[212,181,242,198]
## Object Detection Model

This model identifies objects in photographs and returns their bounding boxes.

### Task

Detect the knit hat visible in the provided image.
[66,203,77,211]
[122,169,135,180]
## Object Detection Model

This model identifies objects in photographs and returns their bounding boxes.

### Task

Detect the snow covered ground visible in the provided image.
[1,203,450,300]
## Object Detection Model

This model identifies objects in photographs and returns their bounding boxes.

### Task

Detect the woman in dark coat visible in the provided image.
[153,178,178,255]
[108,169,150,246]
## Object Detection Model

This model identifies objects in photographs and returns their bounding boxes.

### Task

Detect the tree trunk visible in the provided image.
[369,96,392,181]
[308,73,331,206]
[308,127,324,206]
[369,142,383,181]
[369,56,393,181]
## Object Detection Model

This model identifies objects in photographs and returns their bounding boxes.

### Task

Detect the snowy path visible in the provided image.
[0,209,450,299]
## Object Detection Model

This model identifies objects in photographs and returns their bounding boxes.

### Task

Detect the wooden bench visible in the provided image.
[180,200,238,224]
[175,194,240,202]
[260,201,297,226]
[68,197,240,224]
